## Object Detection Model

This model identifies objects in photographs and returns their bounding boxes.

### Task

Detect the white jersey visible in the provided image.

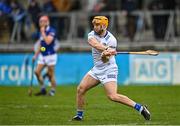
[88,30,117,69]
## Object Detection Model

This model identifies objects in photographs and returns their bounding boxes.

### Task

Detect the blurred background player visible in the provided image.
[32,15,57,96]
[72,16,151,121]
[34,35,60,89]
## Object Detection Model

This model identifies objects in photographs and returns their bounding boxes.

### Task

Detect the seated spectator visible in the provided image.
[52,0,72,12]
[27,0,42,39]
[0,0,12,16]
[0,0,12,42]
[10,0,27,42]
[28,0,41,31]
[149,0,175,40]
[51,0,73,40]
[121,0,137,42]
[42,0,56,13]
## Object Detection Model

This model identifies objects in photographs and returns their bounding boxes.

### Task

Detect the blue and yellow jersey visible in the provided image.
[39,26,56,56]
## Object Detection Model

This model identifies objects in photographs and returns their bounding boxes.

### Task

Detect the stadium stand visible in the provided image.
[0,0,180,52]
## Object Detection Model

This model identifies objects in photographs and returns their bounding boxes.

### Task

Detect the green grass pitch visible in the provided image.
[0,85,180,125]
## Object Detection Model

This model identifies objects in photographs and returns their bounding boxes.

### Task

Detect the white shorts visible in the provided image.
[37,54,57,66]
[88,66,118,84]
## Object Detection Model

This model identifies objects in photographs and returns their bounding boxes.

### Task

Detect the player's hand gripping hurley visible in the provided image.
[101,49,159,63]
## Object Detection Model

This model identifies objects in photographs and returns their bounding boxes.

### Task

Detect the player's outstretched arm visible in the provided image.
[88,37,108,52]
[32,42,40,62]
[88,37,116,55]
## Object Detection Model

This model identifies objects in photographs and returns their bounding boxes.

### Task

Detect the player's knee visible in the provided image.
[77,85,86,95]
[107,94,118,101]
[34,70,40,77]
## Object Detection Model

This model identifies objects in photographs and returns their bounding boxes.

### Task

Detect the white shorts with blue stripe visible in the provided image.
[37,54,57,66]
[88,65,118,84]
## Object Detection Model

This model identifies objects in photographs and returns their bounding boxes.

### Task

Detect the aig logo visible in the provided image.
[131,58,172,84]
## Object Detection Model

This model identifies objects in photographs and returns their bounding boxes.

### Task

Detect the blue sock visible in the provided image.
[41,87,46,93]
[50,89,55,93]
[134,103,142,112]
[49,89,55,96]
[77,110,83,117]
